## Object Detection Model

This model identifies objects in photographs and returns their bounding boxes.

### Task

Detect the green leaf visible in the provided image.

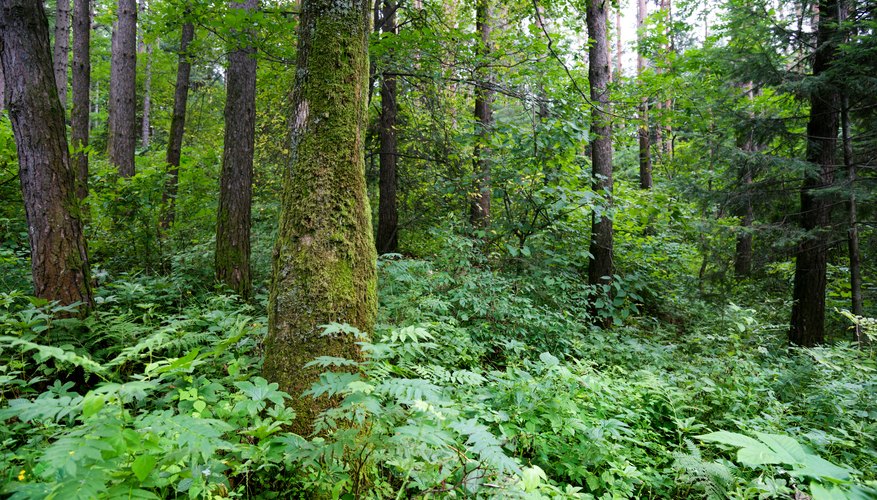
[131,454,157,482]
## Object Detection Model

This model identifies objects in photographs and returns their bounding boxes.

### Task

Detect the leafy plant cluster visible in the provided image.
[2,237,875,498]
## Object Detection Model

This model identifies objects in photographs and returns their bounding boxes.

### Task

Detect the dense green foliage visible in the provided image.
[1,0,876,497]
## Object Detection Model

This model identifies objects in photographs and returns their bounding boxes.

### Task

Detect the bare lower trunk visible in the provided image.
[161,20,194,230]
[53,0,70,111]
[108,0,137,177]
[0,0,93,311]
[376,0,398,254]
[789,0,839,347]
[216,0,257,298]
[841,97,863,328]
[470,0,492,228]
[72,0,90,200]
[636,0,651,188]
[586,0,614,296]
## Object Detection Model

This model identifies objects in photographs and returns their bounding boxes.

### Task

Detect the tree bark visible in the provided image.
[108,0,137,177]
[216,0,257,298]
[53,0,70,111]
[636,0,651,189]
[72,0,90,200]
[841,97,863,324]
[789,0,839,347]
[263,0,376,433]
[376,0,398,254]
[0,0,93,310]
[614,7,622,80]
[586,0,614,293]
[734,84,756,279]
[138,0,151,149]
[470,0,493,228]
[161,19,194,230]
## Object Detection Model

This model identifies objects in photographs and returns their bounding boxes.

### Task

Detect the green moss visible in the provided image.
[263,0,376,435]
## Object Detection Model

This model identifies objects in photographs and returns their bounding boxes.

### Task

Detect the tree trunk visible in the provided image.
[216,0,257,298]
[161,19,194,230]
[734,84,756,279]
[108,0,137,177]
[0,0,93,310]
[72,0,90,201]
[263,0,376,433]
[470,0,492,228]
[636,0,651,189]
[586,0,614,293]
[789,0,839,347]
[138,0,151,149]
[53,0,70,111]
[376,0,398,254]
[614,8,622,80]
[841,97,863,325]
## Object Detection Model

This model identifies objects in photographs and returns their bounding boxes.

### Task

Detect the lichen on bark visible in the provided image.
[263,0,376,434]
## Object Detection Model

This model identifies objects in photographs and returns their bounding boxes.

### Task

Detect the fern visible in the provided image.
[672,440,733,500]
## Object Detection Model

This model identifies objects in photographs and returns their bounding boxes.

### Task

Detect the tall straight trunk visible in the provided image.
[376,0,398,254]
[0,63,4,110]
[734,84,756,279]
[470,0,493,227]
[0,0,93,310]
[53,0,70,111]
[841,97,863,324]
[586,0,614,293]
[139,0,151,148]
[789,0,839,347]
[263,0,376,434]
[72,0,90,200]
[108,0,137,177]
[216,0,257,298]
[614,8,622,80]
[161,20,194,229]
[636,0,651,188]
[661,0,673,158]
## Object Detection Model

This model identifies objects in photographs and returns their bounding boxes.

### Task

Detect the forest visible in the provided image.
[0,0,875,497]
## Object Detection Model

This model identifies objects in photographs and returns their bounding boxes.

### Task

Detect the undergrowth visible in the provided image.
[1,238,876,498]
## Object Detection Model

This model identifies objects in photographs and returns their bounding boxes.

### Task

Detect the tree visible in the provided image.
[789,0,839,347]
[108,0,137,177]
[216,0,257,298]
[586,0,614,296]
[263,0,377,432]
[376,0,399,254]
[0,0,93,309]
[71,0,90,200]
[734,84,757,279]
[138,0,152,149]
[161,17,194,229]
[470,0,493,227]
[53,0,70,111]
[636,0,651,189]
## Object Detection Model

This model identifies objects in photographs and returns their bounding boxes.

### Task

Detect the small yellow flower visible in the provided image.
[17,469,26,481]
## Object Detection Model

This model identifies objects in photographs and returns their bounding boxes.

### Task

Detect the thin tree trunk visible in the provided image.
[108,0,137,177]
[586,0,614,296]
[264,0,376,434]
[216,0,257,298]
[615,7,622,80]
[139,0,151,148]
[637,0,651,188]
[376,0,398,254]
[789,0,839,347]
[0,0,93,310]
[841,97,863,323]
[53,0,70,111]
[72,0,90,200]
[161,20,194,230]
[470,0,493,227]
[734,83,756,278]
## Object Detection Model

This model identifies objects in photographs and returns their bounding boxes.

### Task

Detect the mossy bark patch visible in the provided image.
[263,0,376,434]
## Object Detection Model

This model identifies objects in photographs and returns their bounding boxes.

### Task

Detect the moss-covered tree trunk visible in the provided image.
[263,0,376,433]
[216,0,257,298]
[0,0,93,311]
